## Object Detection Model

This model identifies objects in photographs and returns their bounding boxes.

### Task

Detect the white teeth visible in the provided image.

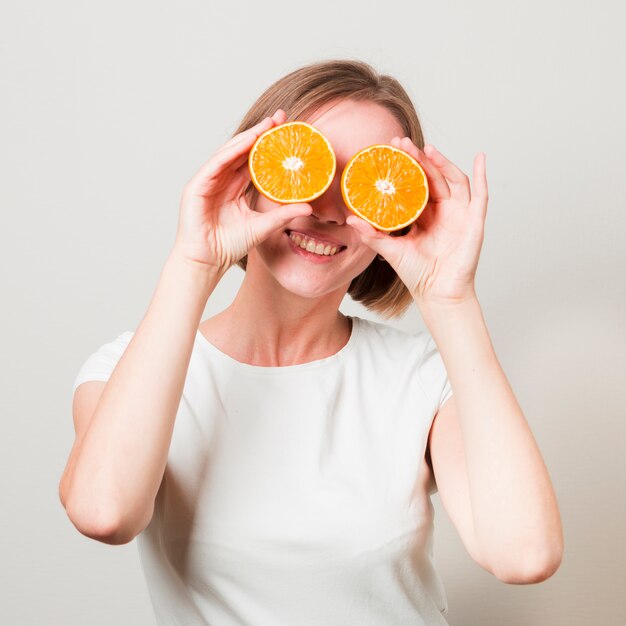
[288,231,342,256]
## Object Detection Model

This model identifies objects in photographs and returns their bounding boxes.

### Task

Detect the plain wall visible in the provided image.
[1,0,625,624]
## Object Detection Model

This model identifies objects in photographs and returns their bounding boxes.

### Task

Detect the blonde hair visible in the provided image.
[233,59,426,319]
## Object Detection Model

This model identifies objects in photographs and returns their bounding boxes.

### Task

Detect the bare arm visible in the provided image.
[60,108,312,545]
[423,296,564,584]
[342,138,563,583]
[60,254,221,544]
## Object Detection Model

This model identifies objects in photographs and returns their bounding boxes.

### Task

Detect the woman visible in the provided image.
[60,59,563,625]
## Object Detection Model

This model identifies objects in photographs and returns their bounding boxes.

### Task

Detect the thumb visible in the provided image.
[345,215,398,259]
[252,203,313,243]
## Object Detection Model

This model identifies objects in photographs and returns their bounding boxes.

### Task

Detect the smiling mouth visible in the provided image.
[285,230,347,257]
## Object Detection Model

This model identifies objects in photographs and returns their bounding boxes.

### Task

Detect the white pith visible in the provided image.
[287,231,341,256]
[375,179,396,195]
[282,156,304,172]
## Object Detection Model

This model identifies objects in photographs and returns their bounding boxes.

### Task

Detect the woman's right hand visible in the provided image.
[171,109,312,274]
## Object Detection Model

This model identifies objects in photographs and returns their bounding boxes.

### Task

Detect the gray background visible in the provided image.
[2,0,625,624]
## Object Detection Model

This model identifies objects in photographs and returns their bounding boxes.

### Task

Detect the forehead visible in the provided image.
[304,99,405,162]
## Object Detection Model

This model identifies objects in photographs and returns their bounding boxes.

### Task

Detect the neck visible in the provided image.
[205,252,353,367]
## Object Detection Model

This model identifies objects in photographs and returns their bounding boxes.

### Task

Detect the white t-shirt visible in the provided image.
[72,315,453,625]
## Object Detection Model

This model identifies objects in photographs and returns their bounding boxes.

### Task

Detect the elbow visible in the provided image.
[58,475,70,510]
[494,554,562,585]
[482,513,565,585]
[491,542,564,585]
[64,497,141,545]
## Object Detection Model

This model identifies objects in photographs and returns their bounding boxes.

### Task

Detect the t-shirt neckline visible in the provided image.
[195,315,361,374]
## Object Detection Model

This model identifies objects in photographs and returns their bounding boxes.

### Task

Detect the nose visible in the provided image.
[309,176,350,225]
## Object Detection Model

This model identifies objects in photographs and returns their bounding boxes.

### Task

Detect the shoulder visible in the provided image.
[104,330,135,349]
[353,316,432,358]
[72,330,135,393]
[352,316,446,407]
[90,330,135,361]
[80,329,135,361]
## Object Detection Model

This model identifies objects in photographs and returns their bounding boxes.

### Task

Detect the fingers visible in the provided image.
[390,137,475,205]
[422,144,471,204]
[220,165,251,201]
[469,152,488,218]
[390,137,451,202]
[222,108,286,150]
[186,109,286,197]
[252,203,313,244]
[345,214,401,259]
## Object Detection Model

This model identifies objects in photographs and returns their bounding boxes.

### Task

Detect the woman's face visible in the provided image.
[247,98,406,299]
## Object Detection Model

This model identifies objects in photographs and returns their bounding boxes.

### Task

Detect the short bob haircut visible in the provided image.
[232,59,426,319]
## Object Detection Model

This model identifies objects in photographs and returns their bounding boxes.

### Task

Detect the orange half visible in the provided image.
[341,144,429,232]
[248,121,336,203]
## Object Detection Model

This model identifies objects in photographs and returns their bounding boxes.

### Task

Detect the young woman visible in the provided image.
[60,59,563,625]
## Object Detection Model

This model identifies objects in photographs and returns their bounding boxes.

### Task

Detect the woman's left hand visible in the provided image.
[346,138,489,306]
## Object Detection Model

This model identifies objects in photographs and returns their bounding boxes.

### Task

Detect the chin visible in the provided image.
[274,270,347,300]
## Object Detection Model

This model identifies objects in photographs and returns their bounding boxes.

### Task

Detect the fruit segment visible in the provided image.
[249,121,336,204]
[341,145,429,232]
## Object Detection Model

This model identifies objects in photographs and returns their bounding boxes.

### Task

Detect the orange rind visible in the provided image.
[341,144,429,232]
[248,121,336,204]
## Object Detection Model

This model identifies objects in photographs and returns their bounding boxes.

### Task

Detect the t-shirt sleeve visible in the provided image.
[417,332,454,413]
[72,331,135,394]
